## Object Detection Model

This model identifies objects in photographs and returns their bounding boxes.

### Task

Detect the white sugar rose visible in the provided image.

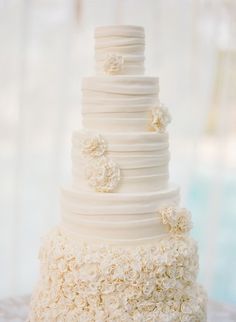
[103,52,124,75]
[160,207,193,234]
[80,132,107,158]
[103,293,120,312]
[85,156,121,192]
[142,280,155,296]
[181,301,193,314]
[78,263,99,282]
[151,103,171,132]
[66,310,81,322]
[100,281,115,294]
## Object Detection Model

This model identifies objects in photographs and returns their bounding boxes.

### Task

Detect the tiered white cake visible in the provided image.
[28,26,207,321]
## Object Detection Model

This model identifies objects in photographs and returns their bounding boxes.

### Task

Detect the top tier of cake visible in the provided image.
[95,25,145,75]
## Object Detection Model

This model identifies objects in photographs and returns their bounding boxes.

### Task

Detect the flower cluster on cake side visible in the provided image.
[103,53,124,75]
[150,103,172,133]
[159,207,193,234]
[78,131,120,192]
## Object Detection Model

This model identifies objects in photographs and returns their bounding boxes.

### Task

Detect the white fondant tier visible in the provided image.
[95,25,145,75]
[72,131,170,193]
[82,76,159,132]
[60,184,180,242]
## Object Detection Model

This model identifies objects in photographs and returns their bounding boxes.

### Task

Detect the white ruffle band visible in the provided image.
[28,227,207,322]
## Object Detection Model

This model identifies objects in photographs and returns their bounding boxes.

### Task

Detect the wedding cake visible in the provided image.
[28,25,207,321]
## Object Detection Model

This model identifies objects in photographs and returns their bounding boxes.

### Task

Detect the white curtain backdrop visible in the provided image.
[0,0,236,303]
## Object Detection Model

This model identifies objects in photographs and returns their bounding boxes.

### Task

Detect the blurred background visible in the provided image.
[0,0,236,305]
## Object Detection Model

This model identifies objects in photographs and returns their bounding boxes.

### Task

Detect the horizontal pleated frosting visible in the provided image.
[95,25,145,75]
[60,184,179,241]
[82,76,159,132]
[72,131,169,193]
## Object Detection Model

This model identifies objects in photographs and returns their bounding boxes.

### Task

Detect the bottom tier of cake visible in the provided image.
[28,227,207,322]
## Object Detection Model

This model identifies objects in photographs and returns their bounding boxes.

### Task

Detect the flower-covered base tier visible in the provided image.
[28,227,207,322]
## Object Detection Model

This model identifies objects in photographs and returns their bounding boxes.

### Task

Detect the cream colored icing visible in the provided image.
[95,25,145,39]
[71,131,170,193]
[82,76,159,131]
[95,25,145,75]
[60,184,180,241]
[83,117,152,132]
[82,76,158,95]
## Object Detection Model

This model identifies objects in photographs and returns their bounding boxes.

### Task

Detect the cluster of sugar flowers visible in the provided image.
[151,102,171,132]
[79,132,107,158]
[85,156,121,193]
[79,131,120,192]
[28,227,207,322]
[159,206,193,234]
[103,52,124,75]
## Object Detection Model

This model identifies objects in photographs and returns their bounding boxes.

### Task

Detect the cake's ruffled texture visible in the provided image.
[28,227,207,322]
